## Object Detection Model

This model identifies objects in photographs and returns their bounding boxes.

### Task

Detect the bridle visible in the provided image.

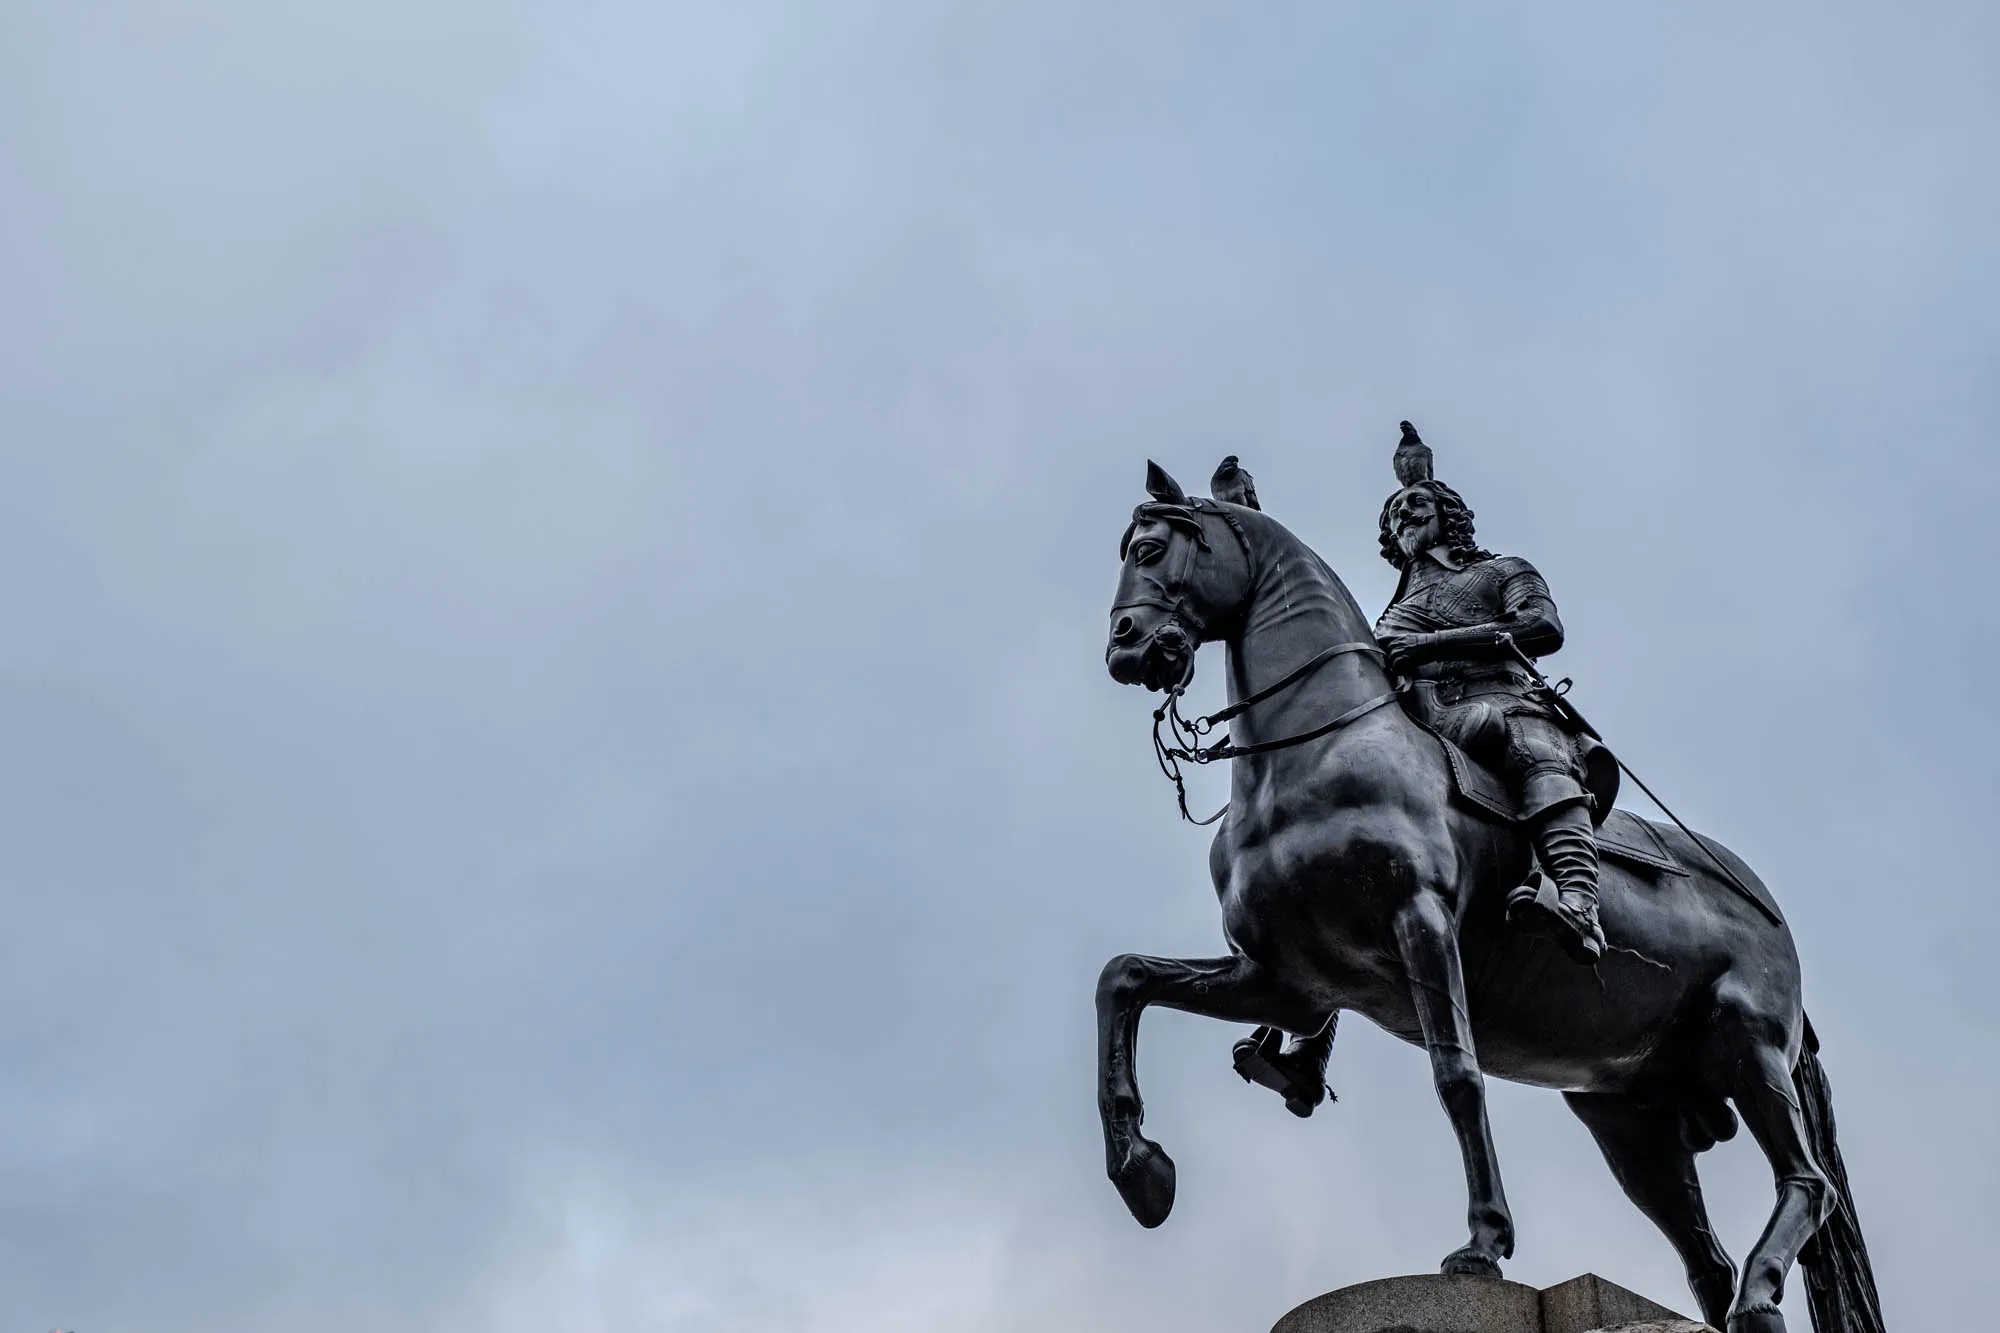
[1110,501,1215,637]
[1151,642,1395,823]
[1120,500,1397,825]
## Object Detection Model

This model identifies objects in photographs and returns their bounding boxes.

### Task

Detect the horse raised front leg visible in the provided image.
[1392,892,1515,1277]
[1096,952,1323,1228]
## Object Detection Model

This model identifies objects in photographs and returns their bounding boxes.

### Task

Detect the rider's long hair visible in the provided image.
[1377,480,1494,569]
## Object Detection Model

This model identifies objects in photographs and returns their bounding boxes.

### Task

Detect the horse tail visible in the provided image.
[1794,1015,1886,1333]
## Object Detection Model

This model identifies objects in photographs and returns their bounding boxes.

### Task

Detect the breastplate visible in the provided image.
[1388,557,1510,630]
[1378,557,1540,689]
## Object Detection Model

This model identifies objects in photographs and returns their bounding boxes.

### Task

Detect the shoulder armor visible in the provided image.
[1481,554,1539,580]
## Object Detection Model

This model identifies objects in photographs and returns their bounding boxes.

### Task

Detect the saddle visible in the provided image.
[1414,713,1791,925]
[1413,716,1684,880]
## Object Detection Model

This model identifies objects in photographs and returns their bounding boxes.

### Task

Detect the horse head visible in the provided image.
[1105,461,1254,693]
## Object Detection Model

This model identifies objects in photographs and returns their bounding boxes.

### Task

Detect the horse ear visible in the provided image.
[1145,460,1188,505]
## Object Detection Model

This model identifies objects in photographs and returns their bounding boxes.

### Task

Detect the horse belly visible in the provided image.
[1459,890,1717,1092]
[1472,1016,1679,1093]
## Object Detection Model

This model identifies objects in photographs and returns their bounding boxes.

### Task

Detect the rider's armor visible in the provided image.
[1378,548,1604,963]
[1377,554,1587,818]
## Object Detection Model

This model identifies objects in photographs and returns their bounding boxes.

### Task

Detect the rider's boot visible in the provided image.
[1231,1017,1336,1117]
[1507,801,1606,964]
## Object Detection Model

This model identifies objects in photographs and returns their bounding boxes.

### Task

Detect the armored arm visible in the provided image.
[1479,565,1564,657]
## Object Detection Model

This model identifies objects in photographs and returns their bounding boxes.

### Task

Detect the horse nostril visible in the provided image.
[1113,615,1136,642]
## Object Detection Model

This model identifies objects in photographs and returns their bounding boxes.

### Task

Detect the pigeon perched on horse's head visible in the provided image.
[1210,455,1261,510]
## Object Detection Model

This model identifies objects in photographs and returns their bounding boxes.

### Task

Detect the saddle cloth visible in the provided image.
[1412,718,1788,925]
[1414,715,1621,830]
[1419,722,1677,875]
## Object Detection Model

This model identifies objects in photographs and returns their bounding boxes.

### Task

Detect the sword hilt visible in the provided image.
[1495,633,1601,740]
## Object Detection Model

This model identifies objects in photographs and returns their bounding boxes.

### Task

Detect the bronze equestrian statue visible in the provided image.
[1095,430,1883,1333]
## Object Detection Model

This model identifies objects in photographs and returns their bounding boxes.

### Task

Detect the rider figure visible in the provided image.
[1372,422,1605,965]
[1231,424,1608,1119]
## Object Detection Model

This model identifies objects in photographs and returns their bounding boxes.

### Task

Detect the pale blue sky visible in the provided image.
[1,3,1994,1329]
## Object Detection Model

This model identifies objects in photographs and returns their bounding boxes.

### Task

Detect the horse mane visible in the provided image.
[1205,499,1375,645]
[1120,493,1375,647]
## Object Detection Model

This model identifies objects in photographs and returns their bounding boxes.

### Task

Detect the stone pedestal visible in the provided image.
[1538,1275,1696,1333]
[1270,1272,1705,1333]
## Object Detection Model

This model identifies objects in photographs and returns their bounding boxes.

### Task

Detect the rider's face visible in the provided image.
[1389,488,1442,560]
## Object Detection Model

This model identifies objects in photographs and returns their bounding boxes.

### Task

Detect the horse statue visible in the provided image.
[1094,460,1883,1333]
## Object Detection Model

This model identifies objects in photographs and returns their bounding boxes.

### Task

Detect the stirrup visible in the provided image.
[1504,871,1547,915]
[1231,1027,1326,1118]
[1506,873,1605,965]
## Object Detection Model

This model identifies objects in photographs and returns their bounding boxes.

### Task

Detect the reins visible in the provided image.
[1152,641,1395,825]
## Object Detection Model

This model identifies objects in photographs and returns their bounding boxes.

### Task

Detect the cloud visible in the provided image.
[0,2,1993,1329]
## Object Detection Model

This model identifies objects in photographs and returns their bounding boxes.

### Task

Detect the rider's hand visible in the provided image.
[1379,631,1434,672]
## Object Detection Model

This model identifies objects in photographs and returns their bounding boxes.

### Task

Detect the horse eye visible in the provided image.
[1132,541,1165,564]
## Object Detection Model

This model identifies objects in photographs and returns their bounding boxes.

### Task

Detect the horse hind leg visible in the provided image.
[1095,952,1325,1228]
[1392,892,1514,1277]
[1564,1091,1737,1331]
[1710,986,1835,1333]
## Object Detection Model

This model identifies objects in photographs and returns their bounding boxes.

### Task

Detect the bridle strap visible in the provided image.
[1124,502,1397,823]
[1151,687,1401,826]
[1191,641,1384,732]
[1110,517,1209,634]
[1184,690,1398,762]
[1150,641,1398,825]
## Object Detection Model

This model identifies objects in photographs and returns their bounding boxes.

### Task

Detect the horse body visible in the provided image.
[1202,506,1784,1096]
[1098,469,1879,1333]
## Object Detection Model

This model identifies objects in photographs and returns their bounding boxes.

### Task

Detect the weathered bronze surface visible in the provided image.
[1096,429,1884,1333]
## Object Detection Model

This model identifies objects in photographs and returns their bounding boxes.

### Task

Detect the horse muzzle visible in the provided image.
[1106,619,1195,692]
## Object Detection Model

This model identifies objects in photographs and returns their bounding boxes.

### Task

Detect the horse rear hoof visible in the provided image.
[1440,1246,1503,1279]
[1727,1302,1786,1333]
[1112,1136,1177,1228]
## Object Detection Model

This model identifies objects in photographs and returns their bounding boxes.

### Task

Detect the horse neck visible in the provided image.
[1221,510,1393,755]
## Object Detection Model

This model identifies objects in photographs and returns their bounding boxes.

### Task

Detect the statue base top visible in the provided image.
[1270,1272,1707,1333]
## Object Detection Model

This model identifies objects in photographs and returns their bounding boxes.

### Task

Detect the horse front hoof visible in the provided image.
[1726,1302,1786,1333]
[1111,1135,1177,1228]
[1440,1246,1504,1279]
